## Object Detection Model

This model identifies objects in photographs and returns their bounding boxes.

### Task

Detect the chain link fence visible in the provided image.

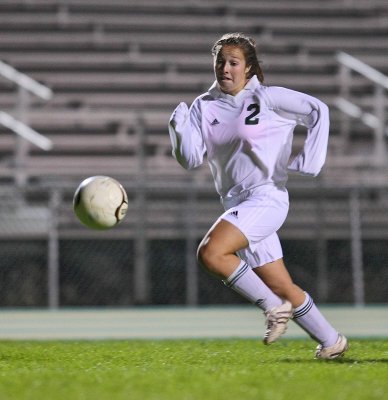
[1,181,388,308]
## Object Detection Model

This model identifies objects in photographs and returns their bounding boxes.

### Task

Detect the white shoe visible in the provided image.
[315,333,349,359]
[263,301,293,345]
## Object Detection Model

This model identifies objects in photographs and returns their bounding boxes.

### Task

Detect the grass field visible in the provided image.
[0,339,387,400]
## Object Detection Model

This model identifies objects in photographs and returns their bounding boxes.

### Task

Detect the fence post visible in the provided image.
[349,189,365,306]
[315,184,328,302]
[48,189,60,309]
[133,117,150,304]
[185,176,199,306]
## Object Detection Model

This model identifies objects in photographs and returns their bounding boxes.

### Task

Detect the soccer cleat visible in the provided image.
[263,300,293,345]
[315,333,349,359]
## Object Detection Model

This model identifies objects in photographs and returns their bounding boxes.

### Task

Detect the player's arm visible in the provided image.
[268,87,330,177]
[168,100,206,170]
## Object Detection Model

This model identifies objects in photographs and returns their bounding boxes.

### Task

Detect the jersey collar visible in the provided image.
[208,75,260,104]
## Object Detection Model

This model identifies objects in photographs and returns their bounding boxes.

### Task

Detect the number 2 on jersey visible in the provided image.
[245,103,260,125]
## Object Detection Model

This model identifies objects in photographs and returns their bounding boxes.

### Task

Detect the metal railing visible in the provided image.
[335,52,388,167]
[0,60,53,185]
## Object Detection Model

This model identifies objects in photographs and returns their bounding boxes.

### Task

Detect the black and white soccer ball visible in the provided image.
[73,176,128,230]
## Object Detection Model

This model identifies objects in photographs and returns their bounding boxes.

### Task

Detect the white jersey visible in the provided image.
[168,75,329,200]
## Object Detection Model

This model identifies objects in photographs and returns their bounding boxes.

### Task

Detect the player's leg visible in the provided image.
[197,219,283,312]
[199,186,293,344]
[253,258,305,308]
[254,259,348,358]
[238,236,294,345]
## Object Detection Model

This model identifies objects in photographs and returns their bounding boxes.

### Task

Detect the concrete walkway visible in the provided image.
[0,306,387,340]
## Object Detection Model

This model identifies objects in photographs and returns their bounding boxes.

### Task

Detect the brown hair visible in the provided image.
[211,32,264,83]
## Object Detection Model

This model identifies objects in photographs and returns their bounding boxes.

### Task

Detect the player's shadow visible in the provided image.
[325,357,388,364]
[278,357,388,364]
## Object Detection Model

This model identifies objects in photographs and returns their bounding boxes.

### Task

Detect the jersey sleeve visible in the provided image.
[268,86,330,177]
[168,100,206,170]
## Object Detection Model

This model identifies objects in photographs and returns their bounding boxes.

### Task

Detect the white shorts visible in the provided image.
[220,185,289,268]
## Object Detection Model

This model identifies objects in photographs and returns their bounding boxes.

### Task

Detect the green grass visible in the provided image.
[0,339,387,400]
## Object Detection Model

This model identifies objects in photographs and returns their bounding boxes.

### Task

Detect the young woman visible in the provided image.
[168,32,348,359]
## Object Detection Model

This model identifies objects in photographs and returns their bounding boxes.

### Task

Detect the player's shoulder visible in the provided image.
[259,85,305,108]
[189,91,218,116]
[196,92,214,103]
[265,85,316,101]
[263,85,297,97]
[186,91,214,119]
[251,84,283,109]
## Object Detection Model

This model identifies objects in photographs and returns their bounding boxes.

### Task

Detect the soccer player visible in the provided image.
[168,32,348,359]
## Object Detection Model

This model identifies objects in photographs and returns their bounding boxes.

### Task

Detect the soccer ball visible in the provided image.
[73,176,128,230]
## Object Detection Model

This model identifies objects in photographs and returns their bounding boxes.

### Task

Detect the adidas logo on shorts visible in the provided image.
[229,210,238,218]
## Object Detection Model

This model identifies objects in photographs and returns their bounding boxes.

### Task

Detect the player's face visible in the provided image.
[214,45,250,96]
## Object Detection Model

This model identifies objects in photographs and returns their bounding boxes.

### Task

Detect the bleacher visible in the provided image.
[1,0,388,239]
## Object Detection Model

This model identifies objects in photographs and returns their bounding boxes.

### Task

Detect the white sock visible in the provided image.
[293,292,338,346]
[223,260,282,312]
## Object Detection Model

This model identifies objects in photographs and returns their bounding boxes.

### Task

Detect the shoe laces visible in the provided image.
[265,307,292,327]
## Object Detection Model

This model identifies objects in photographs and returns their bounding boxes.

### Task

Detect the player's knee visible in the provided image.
[197,241,213,269]
[197,241,222,275]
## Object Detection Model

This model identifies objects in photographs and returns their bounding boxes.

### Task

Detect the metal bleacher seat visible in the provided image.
[1,0,387,184]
